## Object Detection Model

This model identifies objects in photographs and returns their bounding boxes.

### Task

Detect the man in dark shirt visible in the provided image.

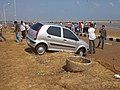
[14,21,21,42]
[96,25,107,49]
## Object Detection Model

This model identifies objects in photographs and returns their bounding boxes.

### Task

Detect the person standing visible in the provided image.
[96,25,107,49]
[0,24,6,41]
[71,23,75,32]
[78,21,82,33]
[88,23,96,54]
[67,21,72,30]
[20,21,26,39]
[14,21,21,42]
[81,22,84,33]
[25,22,30,33]
[93,23,97,30]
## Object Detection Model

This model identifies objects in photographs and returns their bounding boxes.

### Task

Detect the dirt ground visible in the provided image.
[0,29,120,90]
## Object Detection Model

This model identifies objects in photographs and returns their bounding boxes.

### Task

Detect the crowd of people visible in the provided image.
[14,21,30,43]
[65,21,97,34]
[65,21,107,54]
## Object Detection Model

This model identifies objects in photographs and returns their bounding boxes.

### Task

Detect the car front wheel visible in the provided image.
[78,48,85,57]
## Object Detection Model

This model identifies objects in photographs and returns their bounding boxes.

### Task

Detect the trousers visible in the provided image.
[89,40,95,53]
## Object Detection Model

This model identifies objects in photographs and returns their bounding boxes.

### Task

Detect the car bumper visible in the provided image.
[26,36,36,48]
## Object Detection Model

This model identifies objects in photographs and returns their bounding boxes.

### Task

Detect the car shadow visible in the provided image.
[25,48,59,54]
[47,50,59,53]
[25,47,35,54]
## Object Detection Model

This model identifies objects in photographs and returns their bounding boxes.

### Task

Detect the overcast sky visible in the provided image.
[0,0,120,21]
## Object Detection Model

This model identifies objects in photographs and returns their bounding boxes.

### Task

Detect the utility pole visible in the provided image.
[13,0,16,21]
[3,1,10,27]
[3,4,7,27]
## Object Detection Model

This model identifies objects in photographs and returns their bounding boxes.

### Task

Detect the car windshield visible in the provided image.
[31,23,43,31]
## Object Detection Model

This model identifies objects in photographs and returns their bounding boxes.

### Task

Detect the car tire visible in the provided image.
[35,44,46,55]
[78,48,85,57]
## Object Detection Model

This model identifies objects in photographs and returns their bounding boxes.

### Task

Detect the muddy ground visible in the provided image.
[0,29,120,90]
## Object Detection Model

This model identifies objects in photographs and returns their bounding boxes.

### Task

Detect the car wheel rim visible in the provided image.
[37,47,45,54]
[79,51,83,57]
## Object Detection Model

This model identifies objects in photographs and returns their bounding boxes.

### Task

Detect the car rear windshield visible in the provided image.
[31,23,43,31]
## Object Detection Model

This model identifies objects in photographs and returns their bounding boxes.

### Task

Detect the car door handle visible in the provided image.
[63,39,67,41]
[47,36,51,38]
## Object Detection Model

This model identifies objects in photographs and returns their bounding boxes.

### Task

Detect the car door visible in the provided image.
[46,26,64,50]
[61,28,79,51]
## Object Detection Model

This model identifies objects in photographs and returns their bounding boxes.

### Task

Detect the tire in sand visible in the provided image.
[65,56,92,72]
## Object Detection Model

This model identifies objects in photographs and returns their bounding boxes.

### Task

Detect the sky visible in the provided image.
[0,0,120,22]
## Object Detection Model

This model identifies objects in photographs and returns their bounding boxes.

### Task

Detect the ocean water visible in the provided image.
[96,21,120,30]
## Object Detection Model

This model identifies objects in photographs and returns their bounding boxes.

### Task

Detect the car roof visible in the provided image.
[36,22,70,30]
[44,24,70,29]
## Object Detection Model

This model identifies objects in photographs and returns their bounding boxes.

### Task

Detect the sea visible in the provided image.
[95,20,120,30]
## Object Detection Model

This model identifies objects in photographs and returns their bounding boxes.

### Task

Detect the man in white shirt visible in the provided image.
[25,22,30,33]
[20,21,26,39]
[88,23,96,54]
[81,22,84,33]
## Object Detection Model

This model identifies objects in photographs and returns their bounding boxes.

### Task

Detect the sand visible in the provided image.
[0,27,120,90]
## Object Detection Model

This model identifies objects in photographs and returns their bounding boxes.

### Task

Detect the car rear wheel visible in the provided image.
[35,44,46,55]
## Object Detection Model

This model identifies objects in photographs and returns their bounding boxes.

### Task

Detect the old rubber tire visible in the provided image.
[65,56,92,72]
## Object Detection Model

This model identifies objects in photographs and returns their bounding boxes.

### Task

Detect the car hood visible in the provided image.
[78,39,89,48]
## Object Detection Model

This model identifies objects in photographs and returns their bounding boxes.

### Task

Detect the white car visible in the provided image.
[26,23,89,56]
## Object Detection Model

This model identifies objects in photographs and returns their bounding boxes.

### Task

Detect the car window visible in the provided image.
[63,28,79,41]
[31,23,43,31]
[47,26,61,37]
